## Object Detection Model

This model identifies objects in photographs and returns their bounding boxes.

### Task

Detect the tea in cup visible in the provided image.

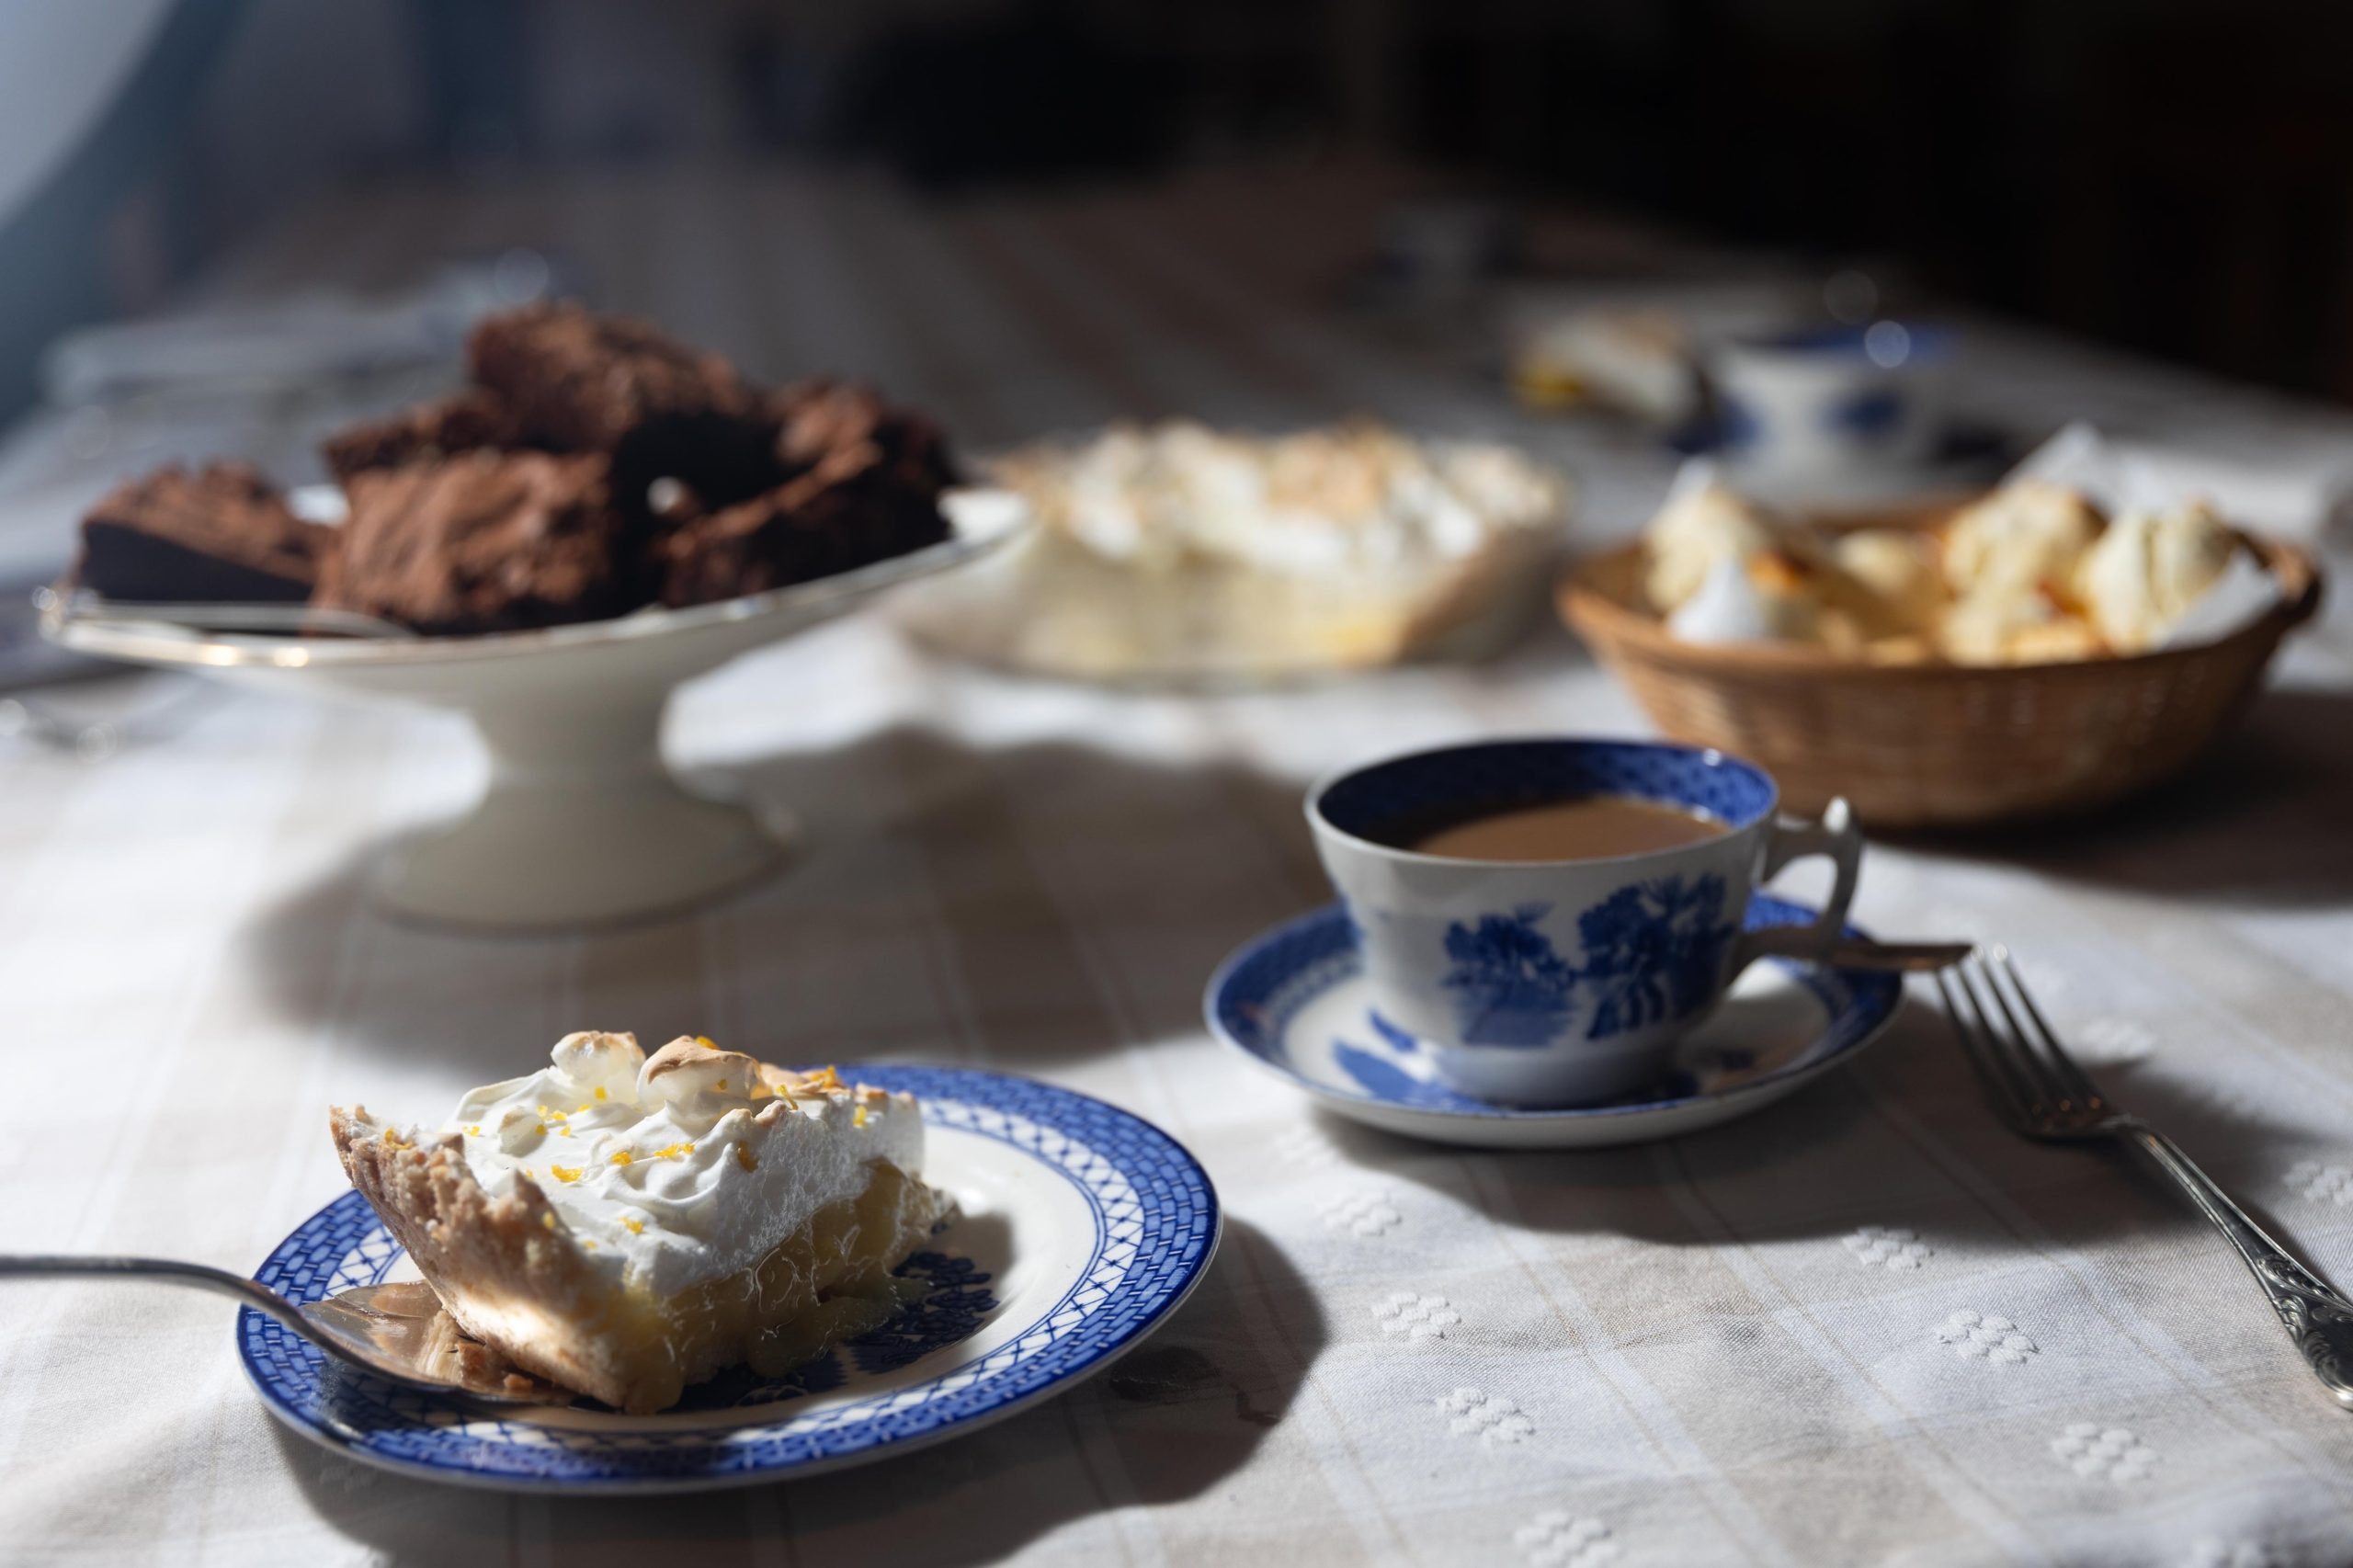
[1307,738,1860,1106]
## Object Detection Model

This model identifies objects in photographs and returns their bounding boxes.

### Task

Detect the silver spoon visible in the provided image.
[0,1256,570,1407]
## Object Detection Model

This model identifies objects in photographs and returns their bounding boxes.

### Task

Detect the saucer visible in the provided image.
[1205,896,1903,1148]
[240,1067,1218,1493]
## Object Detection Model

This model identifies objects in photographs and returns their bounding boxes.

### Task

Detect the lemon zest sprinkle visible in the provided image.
[623,1219,644,1234]
[853,1105,869,1129]
[550,1165,582,1183]
[540,1211,555,1231]
[733,1142,756,1173]
[608,1151,634,1166]
[593,1086,608,1101]
[696,1036,717,1050]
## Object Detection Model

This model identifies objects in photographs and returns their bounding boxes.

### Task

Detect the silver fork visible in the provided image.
[1938,945,2353,1409]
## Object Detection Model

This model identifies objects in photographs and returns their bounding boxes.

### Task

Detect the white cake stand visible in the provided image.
[44,491,1027,932]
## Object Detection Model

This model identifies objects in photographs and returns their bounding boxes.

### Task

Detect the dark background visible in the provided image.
[9,0,2353,417]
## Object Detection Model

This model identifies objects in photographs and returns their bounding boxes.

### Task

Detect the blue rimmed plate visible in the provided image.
[241,1067,1219,1493]
[1206,896,1904,1148]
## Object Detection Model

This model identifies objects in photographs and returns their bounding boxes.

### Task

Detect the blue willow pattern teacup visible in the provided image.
[1307,738,1860,1106]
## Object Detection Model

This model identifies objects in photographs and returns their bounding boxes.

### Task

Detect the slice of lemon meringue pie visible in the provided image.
[332,1032,951,1414]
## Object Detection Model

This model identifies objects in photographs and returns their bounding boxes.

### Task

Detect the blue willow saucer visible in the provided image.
[241,1067,1219,1493]
[1206,895,1903,1148]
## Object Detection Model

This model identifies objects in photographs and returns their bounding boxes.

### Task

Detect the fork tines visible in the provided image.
[1937,945,2112,1131]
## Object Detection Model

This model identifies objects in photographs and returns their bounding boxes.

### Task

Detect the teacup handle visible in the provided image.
[1730,797,1862,974]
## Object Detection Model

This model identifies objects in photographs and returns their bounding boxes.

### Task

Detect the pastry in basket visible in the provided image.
[70,302,960,636]
[2075,497,2245,653]
[331,1031,950,1414]
[1634,469,2279,666]
[1648,472,1908,654]
[900,418,1568,682]
[1557,448,2320,826]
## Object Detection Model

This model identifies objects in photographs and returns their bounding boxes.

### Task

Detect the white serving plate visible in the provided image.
[44,490,1027,929]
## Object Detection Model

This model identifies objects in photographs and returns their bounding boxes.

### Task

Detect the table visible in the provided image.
[6,159,2353,1567]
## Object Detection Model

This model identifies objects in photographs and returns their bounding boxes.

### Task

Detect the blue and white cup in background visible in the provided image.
[1307,738,1861,1107]
[1711,322,1953,476]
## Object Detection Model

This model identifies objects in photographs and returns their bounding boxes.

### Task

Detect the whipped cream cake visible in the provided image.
[332,1032,950,1414]
[903,419,1568,681]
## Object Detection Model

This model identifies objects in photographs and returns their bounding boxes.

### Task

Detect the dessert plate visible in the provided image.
[44,489,1029,930]
[241,1066,1218,1493]
[1206,896,1903,1148]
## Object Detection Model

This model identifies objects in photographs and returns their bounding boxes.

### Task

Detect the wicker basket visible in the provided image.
[1556,497,2324,829]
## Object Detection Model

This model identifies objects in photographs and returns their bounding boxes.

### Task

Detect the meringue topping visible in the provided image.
[346,1031,925,1298]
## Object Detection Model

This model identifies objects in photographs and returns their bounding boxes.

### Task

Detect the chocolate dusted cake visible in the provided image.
[76,462,334,604]
[79,302,964,633]
[768,377,959,499]
[467,301,755,454]
[655,460,946,607]
[657,380,955,608]
[321,390,529,486]
[315,451,636,635]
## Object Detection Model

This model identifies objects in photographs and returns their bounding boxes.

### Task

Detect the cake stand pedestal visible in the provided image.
[376,692,796,930]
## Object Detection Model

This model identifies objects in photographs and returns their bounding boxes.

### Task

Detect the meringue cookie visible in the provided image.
[2077,497,2247,652]
[1942,480,2102,598]
[1643,477,1779,613]
[1832,528,1945,634]
[1667,555,1812,643]
[2159,546,2278,649]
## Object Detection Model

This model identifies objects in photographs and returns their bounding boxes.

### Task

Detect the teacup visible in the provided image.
[1306,738,1860,1106]
[1711,322,1954,477]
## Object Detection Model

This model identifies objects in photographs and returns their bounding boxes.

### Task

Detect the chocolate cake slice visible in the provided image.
[467,302,755,453]
[655,379,957,608]
[76,462,334,604]
[321,390,527,486]
[315,451,640,635]
[767,377,959,498]
[655,449,950,608]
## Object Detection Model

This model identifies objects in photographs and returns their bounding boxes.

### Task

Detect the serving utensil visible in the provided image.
[0,1255,568,1407]
[1938,946,2353,1408]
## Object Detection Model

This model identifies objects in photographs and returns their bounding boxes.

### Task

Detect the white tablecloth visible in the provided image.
[6,162,2353,1567]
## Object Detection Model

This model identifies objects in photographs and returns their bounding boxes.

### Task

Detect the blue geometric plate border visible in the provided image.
[1205,894,1903,1122]
[240,1066,1221,1493]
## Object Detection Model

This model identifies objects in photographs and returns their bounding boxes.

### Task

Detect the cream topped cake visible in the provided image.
[332,1032,950,1414]
[903,419,1568,680]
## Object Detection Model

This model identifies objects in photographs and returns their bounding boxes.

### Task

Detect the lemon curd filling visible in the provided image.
[330,1031,951,1414]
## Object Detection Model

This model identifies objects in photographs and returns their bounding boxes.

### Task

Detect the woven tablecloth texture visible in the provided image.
[5,164,2353,1567]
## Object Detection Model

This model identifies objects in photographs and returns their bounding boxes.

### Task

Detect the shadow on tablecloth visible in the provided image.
[1311,988,2328,1263]
[1888,685,2353,910]
[272,1214,1321,1564]
[235,723,1325,1071]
